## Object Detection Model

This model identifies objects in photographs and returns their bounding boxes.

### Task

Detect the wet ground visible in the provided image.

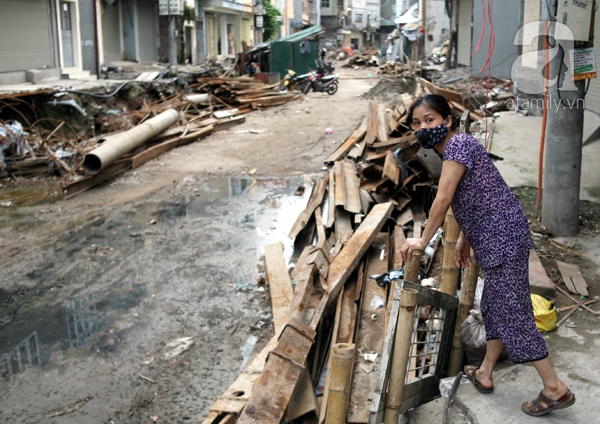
[0,174,314,422]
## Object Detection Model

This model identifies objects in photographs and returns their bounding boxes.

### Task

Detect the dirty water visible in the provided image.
[0,175,314,422]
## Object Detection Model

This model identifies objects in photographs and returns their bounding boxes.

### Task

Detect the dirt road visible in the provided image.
[0,67,379,422]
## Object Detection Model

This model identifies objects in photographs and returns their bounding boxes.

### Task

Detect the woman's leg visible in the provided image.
[531,357,569,399]
[471,338,504,388]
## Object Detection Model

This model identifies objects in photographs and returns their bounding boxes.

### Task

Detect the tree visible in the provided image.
[263,0,282,41]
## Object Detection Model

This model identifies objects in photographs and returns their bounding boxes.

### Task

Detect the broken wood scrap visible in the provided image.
[382,150,400,185]
[264,242,295,335]
[365,100,379,146]
[288,175,329,239]
[324,116,368,163]
[377,103,389,144]
[556,260,589,297]
[326,167,336,228]
[334,161,346,207]
[342,161,362,214]
[325,202,395,305]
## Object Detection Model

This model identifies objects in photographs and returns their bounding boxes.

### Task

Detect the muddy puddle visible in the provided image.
[0,174,314,422]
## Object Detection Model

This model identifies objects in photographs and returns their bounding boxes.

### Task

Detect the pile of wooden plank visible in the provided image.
[377,62,411,77]
[201,85,485,424]
[196,77,300,109]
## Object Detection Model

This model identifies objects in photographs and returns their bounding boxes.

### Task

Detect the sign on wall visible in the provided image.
[159,0,184,15]
[570,47,598,81]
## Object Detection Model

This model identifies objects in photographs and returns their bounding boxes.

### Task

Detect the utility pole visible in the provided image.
[169,15,177,66]
[542,61,586,236]
[541,3,595,236]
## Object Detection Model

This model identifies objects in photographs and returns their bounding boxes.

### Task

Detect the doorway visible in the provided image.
[60,1,75,67]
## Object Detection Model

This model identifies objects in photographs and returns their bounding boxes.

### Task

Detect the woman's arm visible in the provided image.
[400,160,466,262]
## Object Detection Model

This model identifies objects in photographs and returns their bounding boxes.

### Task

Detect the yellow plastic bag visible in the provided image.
[531,294,557,332]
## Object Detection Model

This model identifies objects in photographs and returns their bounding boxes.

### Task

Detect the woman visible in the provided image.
[399,94,575,417]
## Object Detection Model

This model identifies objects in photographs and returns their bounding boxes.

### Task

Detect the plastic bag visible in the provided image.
[460,310,488,365]
[531,294,557,332]
[460,309,508,366]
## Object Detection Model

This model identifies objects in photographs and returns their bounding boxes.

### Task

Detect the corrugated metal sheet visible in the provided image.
[0,0,54,72]
[585,19,600,113]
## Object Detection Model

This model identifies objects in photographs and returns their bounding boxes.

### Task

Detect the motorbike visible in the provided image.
[302,70,339,95]
[281,69,310,93]
[315,58,335,76]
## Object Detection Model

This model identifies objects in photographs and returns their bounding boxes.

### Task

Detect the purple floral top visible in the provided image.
[443,133,534,270]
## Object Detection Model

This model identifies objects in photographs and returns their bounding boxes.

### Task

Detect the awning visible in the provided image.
[276,25,323,43]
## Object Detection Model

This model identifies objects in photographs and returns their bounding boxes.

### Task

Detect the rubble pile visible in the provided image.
[0,76,300,203]
[202,82,486,424]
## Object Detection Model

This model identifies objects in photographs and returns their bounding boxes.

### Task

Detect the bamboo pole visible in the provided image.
[447,249,480,376]
[383,288,419,424]
[404,249,422,284]
[441,207,461,295]
[325,343,355,424]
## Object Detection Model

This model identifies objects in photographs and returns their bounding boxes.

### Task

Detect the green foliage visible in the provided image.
[263,0,282,41]
[183,4,196,21]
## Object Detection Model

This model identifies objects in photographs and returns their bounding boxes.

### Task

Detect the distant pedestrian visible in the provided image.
[400,94,575,417]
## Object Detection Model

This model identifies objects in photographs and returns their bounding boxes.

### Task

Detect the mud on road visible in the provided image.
[0,68,379,423]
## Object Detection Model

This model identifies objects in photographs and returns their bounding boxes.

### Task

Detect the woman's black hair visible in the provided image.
[406,94,459,130]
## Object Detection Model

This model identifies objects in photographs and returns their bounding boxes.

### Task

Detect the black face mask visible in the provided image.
[414,120,450,149]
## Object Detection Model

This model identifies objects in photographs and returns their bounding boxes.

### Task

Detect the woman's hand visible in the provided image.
[455,233,471,268]
[400,238,427,264]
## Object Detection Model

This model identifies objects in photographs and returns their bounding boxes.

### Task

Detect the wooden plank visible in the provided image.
[285,367,319,421]
[412,210,424,239]
[383,150,400,185]
[347,234,389,423]
[368,282,402,424]
[132,125,215,169]
[359,189,374,215]
[335,207,353,245]
[324,116,368,163]
[342,161,362,214]
[63,159,131,199]
[359,177,388,193]
[365,100,379,146]
[394,191,413,212]
[325,202,395,305]
[377,103,389,144]
[326,168,336,229]
[347,139,367,159]
[334,161,346,207]
[291,246,313,280]
[418,77,463,105]
[264,242,295,335]
[213,115,246,131]
[289,175,329,239]
[556,261,589,296]
[213,107,251,118]
[203,335,278,421]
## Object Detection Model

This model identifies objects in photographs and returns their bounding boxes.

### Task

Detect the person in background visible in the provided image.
[399,94,575,417]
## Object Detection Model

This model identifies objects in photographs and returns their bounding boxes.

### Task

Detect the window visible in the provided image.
[322,0,330,8]
[355,13,363,24]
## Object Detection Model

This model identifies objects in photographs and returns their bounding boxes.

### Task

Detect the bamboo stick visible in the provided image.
[404,249,422,284]
[325,343,356,424]
[441,207,461,295]
[383,288,419,424]
[447,250,480,376]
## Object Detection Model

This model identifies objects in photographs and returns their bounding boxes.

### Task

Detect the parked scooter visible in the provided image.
[281,69,310,92]
[302,70,339,95]
[315,58,335,76]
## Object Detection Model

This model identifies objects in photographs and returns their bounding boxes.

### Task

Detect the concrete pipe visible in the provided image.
[83,109,179,174]
[185,93,210,105]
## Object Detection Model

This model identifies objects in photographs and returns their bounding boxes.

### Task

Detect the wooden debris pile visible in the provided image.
[377,62,411,77]
[343,51,381,68]
[196,77,299,109]
[0,77,300,203]
[202,84,481,424]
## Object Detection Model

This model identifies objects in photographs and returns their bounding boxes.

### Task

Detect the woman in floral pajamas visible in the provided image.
[399,94,575,416]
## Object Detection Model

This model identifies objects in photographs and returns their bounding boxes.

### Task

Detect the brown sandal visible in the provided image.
[463,365,494,394]
[522,389,576,417]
